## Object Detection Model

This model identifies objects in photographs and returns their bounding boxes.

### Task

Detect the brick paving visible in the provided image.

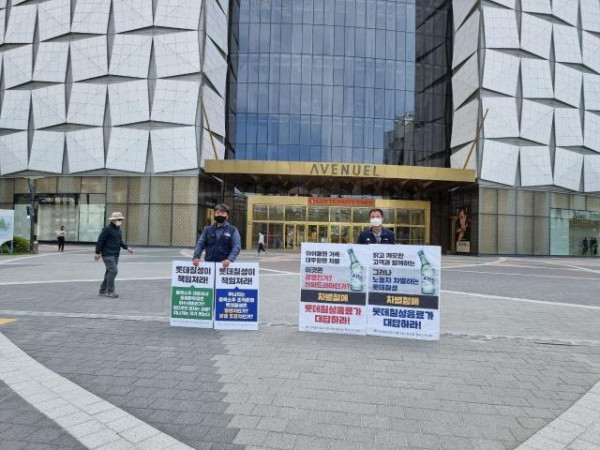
[0,248,598,449]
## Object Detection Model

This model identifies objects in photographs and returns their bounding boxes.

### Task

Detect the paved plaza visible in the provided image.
[0,246,599,450]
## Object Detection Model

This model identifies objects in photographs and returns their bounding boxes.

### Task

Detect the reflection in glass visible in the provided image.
[253,204,268,220]
[269,205,284,220]
[307,206,329,222]
[285,205,306,221]
[229,0,452,167]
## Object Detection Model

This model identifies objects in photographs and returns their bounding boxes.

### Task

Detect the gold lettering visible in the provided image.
[364,165,371,176]
[352,165,361,176]
[320,163,329,174]
[310,164,319,175]
[341,165,349,175]
[331,164,339,175]
[373,165,381,176]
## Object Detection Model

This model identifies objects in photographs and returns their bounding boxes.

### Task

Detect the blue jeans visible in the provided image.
[100,256,119,293]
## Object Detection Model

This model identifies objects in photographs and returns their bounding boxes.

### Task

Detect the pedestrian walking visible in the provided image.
[583,237,589,255]
[56,225,66,252]
[192,204,241,268]
[356,208,395,244]
[592,237,598,256]
[94,212,133,298]
[257,231,267,254]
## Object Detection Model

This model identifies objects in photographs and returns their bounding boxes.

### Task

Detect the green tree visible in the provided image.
[0,218,9,232]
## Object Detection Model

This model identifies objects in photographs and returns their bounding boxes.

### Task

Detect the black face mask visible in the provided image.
[214,215,226,223]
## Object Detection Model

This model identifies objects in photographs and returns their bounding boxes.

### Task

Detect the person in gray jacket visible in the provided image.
[94,212,134,298]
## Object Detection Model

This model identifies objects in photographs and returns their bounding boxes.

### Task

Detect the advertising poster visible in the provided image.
[170,261,214,328]
[0,210,14,247]
[300,243,370,335]
[366,246,441,340]
[214,263,259,330]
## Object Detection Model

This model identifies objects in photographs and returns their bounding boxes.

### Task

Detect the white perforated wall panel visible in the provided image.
[70,36,108,82]
[555,108,584,147]
[451,99,479,148]
[151,127,198,173]
[554,148,583,191]
[33,42,69,83]
[521,0,551,14]
[106,128,149,173]
[552,0,579,26]
[203,37,228,97]
[154,32,201,78]
[38,0,70,41]
[154,0,202,30]
[28,131,65,173]
[67,129,105,173]
[32,84,66,129]
[0,132,28,175]
[554,64,583,108]
[67,83,107,127]
[109,34,152,78]
[584,155,600,192]
[151,79,200,126]
[584,111,600,152]
[453,0,478,31]
[521,58,554,99]
[520,100,553,145]
[3,45,33,88]
[520,13,552,59]
[5,4,37,44]
[108,81,150,126]
[453,10,480,69]
[202,86,226,137]
[582,0,600,33]
[0,90,30,130]
[482,50,519,97]
[113,0,152,33]
[480,140,519,186]
[482,7,519,49]
[481,97,519,139]
[553,24,582,64]
[71,0,111,34]
[520,146,553,187]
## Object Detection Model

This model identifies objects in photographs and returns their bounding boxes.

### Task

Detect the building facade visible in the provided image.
[0,0,229,246]
[1,0,599,256]
[450,0,600,255]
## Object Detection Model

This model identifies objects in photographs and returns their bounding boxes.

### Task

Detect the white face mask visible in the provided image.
[115,220,123,227]
[370,217,383,227]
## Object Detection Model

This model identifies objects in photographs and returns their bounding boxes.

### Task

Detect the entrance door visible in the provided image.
[307,224,328,243]
[285,224,306,250]
[330,225,351,243]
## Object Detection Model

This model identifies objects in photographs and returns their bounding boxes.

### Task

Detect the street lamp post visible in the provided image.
[28,179,36,253]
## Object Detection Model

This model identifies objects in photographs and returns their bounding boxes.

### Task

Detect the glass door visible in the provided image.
[307,224,329,243]
[330,224,351,243]
[284,223,306,250]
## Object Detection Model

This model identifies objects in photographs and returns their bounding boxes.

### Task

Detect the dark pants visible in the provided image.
[258,243,266,254]
[57,237,65,252]
[100,255,119,293]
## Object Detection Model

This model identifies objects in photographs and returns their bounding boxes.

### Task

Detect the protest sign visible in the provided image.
[170,261,214,328]
[366,246,441,340]
[300,243,371,335]
[214,263,259,330]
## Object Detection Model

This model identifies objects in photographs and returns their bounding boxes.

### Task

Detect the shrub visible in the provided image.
[11,236,30,253]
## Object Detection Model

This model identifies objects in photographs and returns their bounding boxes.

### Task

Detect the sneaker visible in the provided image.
[99,290,106,296]
[105,292,119,298]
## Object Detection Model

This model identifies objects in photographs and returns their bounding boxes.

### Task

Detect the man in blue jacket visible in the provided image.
[357,208,395,244]
[94,212,134,298]
[192,204,241,268]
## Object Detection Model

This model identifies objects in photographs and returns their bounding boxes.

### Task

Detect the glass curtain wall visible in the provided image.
[227,0,452,166]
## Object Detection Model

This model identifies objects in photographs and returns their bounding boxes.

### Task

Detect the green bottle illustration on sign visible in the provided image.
[418,250,436,295]
[347,248,364,292]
